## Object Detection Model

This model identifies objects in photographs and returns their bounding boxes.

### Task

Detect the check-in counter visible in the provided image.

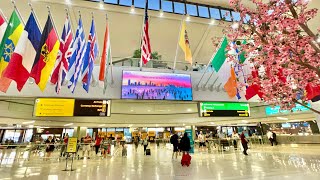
[277,135,320,144]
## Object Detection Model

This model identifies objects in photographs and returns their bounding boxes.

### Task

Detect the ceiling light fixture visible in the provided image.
[99,124,106,127]
[231,22,239,29]
[210,122,215,124]
[210,19,216,25]
[277,117,288,120]
[183,123,186,126]
[99,1,104,9]
[22,120,35,124]
[65,0,71,5]
[186,14,191,22]
[159,10,164,17]
[64,123,73,126]
[130,5,135,13]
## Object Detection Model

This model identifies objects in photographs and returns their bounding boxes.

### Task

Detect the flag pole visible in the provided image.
[107,14,114,85]
[172,15,184,73]
[11,0,25,26]
[196,36,225,88]
[0,9,8,22]
[46,6,59,37]
[65,8,74,36]
[28,3,42,31]
[90,12,98,87]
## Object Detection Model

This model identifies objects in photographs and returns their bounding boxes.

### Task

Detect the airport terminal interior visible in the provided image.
[0,0,320,179]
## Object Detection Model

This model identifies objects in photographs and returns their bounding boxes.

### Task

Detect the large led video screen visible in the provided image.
[121,71,193,101]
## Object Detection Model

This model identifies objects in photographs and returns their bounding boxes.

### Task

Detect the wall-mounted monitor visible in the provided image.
[199,102,250,117]
[265,103,310,116]
[121,70,192,101]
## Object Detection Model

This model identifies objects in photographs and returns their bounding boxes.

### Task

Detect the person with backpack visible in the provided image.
[272,131,278,145]
[170,133,179,159]
[180,132,191,166]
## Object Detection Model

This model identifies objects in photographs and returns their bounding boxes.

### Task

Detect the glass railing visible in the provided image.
[111,57,214,72]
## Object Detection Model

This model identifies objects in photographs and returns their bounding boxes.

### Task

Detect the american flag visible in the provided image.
[82,19,99,93]
[141,0,152,64]
[51,17,73,94]
[67,18,86,93]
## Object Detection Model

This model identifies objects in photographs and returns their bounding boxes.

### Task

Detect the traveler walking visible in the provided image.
[95,135,102,155]
[82,134,92,159]
[267,130,273,146]
[180,132,191,166]
[143,136,149,155]
[45,136,55,160]
[232,131,239,150]
[272,132,278,145]
[240,131,248,155]
[198,131,206,152]
[133,135,140,151]
[170,133,179,159]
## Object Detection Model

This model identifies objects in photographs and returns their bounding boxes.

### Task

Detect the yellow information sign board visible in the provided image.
[66,138,78,153]
[34,98,75,117]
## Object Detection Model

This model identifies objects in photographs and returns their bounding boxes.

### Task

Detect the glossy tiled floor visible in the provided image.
[1,143,320,180]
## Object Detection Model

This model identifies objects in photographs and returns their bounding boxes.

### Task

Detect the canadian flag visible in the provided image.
[0,13,7,42]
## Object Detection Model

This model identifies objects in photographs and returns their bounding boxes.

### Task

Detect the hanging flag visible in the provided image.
[179,21,192,64]
[224,68,237,98]
[99,19,111,82]
[51,16,73,94]
[211,37,228,72]
[82,19,99,93]
[305,83,320,102]
[3,12,41,92]
[0,10,23,93]
[30,15,60,91]
[67,18,86,93]
[141,0,152,64]
[0,13,7,42]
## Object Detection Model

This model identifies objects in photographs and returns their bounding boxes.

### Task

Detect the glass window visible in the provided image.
[209,8,221,20]
[198,6,209,18]
[221,9,232,21]
[161,0,173,12]
[186,4,197,16]
[119,0,132,6]
[148,0,160,10]
[104,0,118,4]
[231,11,241,21]
[24,129,33,143]
[134,0,146,8]
[243,14,251,24]
[86,129,93,137]
[173,2,185,14]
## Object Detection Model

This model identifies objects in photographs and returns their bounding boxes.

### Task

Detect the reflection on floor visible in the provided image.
[0,144,320,180]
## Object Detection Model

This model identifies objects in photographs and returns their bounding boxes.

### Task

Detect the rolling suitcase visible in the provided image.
[146,149,151,156]
[181,152,191,166]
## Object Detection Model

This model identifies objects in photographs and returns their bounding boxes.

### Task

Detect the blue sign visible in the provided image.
[265,103,311,116]
[185,129,194,153]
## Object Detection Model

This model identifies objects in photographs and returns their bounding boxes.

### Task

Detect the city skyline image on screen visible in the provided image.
[121,71,193,101]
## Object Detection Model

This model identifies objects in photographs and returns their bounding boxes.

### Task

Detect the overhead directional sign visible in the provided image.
[34,98,75,117]
[73,100,111,117]
[34,98,111,117]
[199,102,250,117]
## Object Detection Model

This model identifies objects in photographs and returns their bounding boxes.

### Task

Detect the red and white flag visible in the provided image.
[0,13,7,42]
[141,0,152,64]
[3,12,41,92]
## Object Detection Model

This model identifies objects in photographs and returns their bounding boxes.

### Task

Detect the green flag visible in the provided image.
[239,39,247,64]
[212,37,228,72]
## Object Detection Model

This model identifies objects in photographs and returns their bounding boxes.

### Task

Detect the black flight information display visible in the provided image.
[199,102,250,117]
[73,100,111,117]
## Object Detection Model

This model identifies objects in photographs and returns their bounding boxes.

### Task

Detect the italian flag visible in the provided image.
[212,37,237,98]
[99,21,112,93]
